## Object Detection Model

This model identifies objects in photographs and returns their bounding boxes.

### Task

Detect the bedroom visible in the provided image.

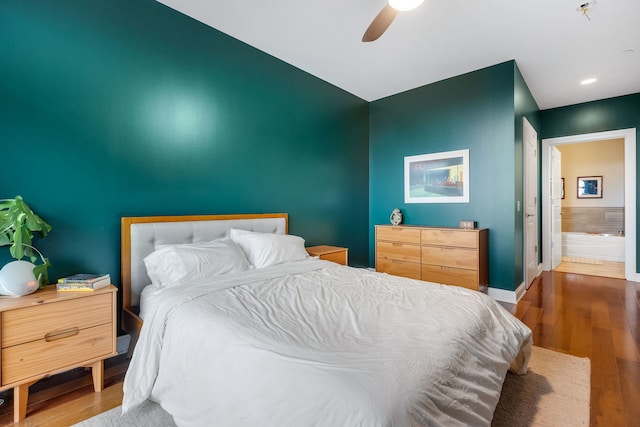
[1,0,639,425]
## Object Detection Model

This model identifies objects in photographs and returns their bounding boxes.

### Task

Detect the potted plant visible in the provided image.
[0,196,52,292]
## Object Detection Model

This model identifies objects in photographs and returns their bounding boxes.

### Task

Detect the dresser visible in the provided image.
[0,285,117,422]
[375,225,488,291]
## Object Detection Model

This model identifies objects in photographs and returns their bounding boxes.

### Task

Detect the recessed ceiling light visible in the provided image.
[580,78,597,85]
[388,0,424,11]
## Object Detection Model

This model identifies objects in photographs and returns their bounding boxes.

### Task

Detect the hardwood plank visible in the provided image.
[617,358,640,426]
[591,327,620,392]
[591,387,627,427]
[569,306,592,357]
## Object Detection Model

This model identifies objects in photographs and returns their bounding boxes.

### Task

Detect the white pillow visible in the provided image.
[229,228,309,269]
[143,239,250,287]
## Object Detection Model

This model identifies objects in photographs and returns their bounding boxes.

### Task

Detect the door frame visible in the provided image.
[523,118,539,289]
[541,128,637,281]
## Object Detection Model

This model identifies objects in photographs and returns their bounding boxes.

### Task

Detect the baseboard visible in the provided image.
[117,334,131,355]
[487,286,519,304]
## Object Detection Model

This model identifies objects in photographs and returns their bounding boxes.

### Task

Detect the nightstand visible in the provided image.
[306,245,348,266]
[0,285,117,422]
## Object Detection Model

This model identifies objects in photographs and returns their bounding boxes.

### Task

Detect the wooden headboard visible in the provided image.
[120,213,288,354]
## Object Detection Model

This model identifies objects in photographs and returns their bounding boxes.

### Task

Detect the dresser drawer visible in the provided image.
[1,293,113,348]
[376,241,421,263]
[376,258,421,280]
[422,265,479,290]
[422,246,478,270]
[376,226,421,244]
[1,322,113,385]
[421,229,478,249]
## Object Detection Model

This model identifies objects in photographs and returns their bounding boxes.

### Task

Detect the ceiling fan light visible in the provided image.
[388,0,424,12]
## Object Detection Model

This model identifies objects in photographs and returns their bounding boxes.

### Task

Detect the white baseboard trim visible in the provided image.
[487,286,518,304]
[117,334,131,355]
[515,281,528,302]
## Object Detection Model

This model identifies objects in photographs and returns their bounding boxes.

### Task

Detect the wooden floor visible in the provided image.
[1,271,638,427]
[554,257,625,279]
[502,271,640,427]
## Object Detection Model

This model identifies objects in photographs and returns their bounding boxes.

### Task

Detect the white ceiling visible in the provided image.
[156,0,640,110]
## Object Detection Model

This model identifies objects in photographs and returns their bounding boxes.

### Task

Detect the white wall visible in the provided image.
[558,138,624,207]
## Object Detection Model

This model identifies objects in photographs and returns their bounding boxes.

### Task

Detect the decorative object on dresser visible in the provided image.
[306,245,348,265]
[458,220,476,229]
[0,196,52,294]
[375,225,488,291]
[57,273,111,291]
[0,285,117,422]
[389,208,403,225]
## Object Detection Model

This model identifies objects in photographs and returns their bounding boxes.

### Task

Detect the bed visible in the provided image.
[120,214,532,426]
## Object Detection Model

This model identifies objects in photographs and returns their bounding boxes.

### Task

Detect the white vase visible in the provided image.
[0,260,39,296]
[390,208,403,226]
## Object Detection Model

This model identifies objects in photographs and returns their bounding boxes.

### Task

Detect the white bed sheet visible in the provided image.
[123,259,532,426]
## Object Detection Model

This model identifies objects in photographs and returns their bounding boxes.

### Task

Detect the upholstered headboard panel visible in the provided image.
[122,214,288,308]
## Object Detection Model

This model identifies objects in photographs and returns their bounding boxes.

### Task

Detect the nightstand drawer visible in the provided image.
[320,250,348,265]
[376,226,421,244]
[1,322,113,385]
[421,229,478,249]
[376,258,421,280]
[1,293,113,348]
[421,265,478,290]
[421,246,478,270]
[306,246,348,266]
[376,241,421,263]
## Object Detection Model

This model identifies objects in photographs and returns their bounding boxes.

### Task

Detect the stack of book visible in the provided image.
[56,273,111,291]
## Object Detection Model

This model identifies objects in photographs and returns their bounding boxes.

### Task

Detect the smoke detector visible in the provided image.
[577,1,596,20]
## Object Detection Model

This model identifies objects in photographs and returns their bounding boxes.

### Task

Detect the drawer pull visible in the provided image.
[45,327,80,342]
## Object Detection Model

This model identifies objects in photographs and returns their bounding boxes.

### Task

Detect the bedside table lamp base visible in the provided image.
[0,261,39,297]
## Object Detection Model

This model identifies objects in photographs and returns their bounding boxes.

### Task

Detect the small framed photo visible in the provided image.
[577,176,602,199]
[561,178,565,199]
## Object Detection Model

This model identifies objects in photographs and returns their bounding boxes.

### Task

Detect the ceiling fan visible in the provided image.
[362,0,425,42]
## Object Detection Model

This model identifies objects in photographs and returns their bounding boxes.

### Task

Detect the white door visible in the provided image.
[524,118,538,288]
[551,147,563,269]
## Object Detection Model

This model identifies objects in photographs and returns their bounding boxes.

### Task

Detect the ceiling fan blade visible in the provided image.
[362,5,399,42]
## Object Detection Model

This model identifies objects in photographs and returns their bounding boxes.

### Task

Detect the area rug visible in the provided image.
[492,346,590,426]
[73,346,590,426]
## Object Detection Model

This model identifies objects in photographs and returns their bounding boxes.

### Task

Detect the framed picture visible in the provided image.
[561,178,565,199]
[404,149,469,203]
[577,176,603,199]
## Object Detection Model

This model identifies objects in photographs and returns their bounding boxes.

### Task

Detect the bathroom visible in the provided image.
[557,139,625,276]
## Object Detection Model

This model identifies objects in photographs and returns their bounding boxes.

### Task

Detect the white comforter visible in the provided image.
[123,259,532,426]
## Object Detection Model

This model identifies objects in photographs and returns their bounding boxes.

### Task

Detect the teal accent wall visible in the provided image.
[0,0,370,294]
[540,93,640,270]
[370,61,536,291]
[5,0,633,303]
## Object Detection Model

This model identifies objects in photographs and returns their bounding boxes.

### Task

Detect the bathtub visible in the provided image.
[562,232,625,262]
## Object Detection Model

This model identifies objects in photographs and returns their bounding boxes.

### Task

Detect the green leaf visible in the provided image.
[0,196,51,262]
[32,258,51,288]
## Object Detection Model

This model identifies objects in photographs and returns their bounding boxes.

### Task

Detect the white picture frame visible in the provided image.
[404,149,470,204]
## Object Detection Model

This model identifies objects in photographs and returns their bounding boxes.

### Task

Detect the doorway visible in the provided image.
[541,128,637,281]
